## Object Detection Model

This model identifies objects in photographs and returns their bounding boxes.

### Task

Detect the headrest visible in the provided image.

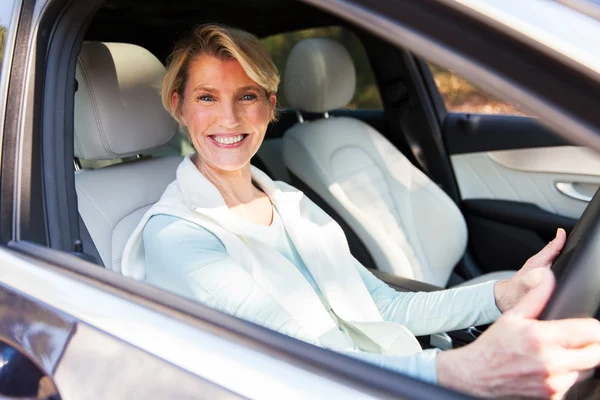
[74,42,177,160]
[284,38,356,113]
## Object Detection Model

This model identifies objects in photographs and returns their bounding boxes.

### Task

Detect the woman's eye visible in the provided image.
[198,95,215,102]
[240,93,257,101]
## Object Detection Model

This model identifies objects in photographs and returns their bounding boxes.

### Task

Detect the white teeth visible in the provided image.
[214,135,244,144]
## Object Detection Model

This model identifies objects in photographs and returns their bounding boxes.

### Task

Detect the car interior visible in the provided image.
[70,0,600,298]
[5,0,600,398]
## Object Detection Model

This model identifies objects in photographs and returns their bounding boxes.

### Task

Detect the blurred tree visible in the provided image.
[261,26,383,110]
[428,62,525,115]
[0,26,6,68]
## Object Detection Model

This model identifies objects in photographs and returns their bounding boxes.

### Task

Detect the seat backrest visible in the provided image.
[281,38,467,287]
[74,42,180,272]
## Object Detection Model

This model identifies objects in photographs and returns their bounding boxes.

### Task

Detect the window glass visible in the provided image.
[428,62,526,115]
[262,26,383,109]
[0,27,5,72]
[0,1,15,152]
[0,2,14,76]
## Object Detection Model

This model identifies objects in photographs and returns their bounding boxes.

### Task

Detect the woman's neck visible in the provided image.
[194,156,259,207]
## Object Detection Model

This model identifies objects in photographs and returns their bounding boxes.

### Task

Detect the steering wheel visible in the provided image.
[539,187,600,320]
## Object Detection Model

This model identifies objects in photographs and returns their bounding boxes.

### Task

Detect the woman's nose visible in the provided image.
[218,101,241,129]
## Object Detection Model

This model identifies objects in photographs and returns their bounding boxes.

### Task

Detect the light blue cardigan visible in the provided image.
[143,213,501,384]
[125,156,502,384]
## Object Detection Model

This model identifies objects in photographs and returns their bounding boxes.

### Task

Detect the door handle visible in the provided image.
[555,182,594,202]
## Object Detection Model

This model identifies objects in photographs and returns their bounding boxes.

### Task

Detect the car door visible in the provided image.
[420,62,600,274]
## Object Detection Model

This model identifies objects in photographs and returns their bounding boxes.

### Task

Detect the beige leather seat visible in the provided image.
[74,42,181,272]
[281,38,515,287]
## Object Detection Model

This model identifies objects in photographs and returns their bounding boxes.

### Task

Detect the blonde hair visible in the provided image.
[162,24,279,122]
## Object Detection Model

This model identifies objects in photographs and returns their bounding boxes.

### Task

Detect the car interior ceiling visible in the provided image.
[72,0,481,289]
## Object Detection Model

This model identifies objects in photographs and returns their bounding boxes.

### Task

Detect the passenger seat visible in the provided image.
[74,42,181,272]
[281,38,515,288]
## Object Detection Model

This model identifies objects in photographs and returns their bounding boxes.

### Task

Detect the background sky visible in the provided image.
[0,1,16,29]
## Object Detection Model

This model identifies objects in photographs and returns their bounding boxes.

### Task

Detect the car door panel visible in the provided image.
[54,323,240,400]
[451,148,600,220]
[5,243,470,400]
[462,199,578,271]
[0,246,247,399]
[443,113,600,274]
[0,284,69,398]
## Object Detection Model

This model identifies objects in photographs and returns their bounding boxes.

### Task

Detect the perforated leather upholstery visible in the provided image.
[282,39,515,287]
[75,42,180,271]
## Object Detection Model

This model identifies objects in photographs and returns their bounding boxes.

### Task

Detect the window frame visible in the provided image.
[0,0,22,163]
[416,57,448,126]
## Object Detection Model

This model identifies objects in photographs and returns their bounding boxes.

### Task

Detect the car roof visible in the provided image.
[444,0,600,82]
[89,0,600,85]
[86,0,343,62]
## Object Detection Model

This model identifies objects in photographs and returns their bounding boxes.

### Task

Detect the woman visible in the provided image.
[122,24,600,398]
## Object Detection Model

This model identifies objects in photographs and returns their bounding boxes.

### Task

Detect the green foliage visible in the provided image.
[428,61,524,115]
[0,26,5,69]
[261,26,383,109]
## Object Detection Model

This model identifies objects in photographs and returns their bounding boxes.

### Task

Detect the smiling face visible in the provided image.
[174,54,276,172]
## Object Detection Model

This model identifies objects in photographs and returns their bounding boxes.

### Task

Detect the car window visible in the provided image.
[0,27,6,73]
[0,7,10,74]
[428,62,526,116]
[1,1,16,101]
[262,26,383,110]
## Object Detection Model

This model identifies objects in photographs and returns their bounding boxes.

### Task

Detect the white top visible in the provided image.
[124,155,502,384]
[143,209,501,383]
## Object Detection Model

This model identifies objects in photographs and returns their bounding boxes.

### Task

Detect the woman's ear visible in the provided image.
[171,92,186,126]
[269,93,277,120]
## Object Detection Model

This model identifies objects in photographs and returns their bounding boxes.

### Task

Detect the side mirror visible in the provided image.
[0,342,60,399]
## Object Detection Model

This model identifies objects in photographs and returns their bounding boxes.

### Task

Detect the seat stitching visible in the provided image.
[462,157,494,197]
[526,173,558,214]
[113,202,158,225]
[306,40,327,112]
[74,125,86,159]
[486,153,522,200]
[77,57,115,158]
[76,185,115,229]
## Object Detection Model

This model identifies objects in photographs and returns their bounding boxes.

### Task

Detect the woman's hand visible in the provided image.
[437,270,600,399]
[494,228,567,313]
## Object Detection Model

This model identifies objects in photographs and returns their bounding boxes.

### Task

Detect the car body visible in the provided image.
[1,0,600,399]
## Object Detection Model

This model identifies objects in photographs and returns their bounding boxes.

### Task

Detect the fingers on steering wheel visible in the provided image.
[534,228,567,265]
[544,345,600,373]
[537,319,600,347]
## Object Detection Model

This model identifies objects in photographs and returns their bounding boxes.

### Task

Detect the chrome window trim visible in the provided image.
[444,0,600,82]
[0,248,383,400]
[557,0,600,22]
[301,0,600,154]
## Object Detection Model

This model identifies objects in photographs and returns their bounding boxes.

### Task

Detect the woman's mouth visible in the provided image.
[209,134,248,148]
